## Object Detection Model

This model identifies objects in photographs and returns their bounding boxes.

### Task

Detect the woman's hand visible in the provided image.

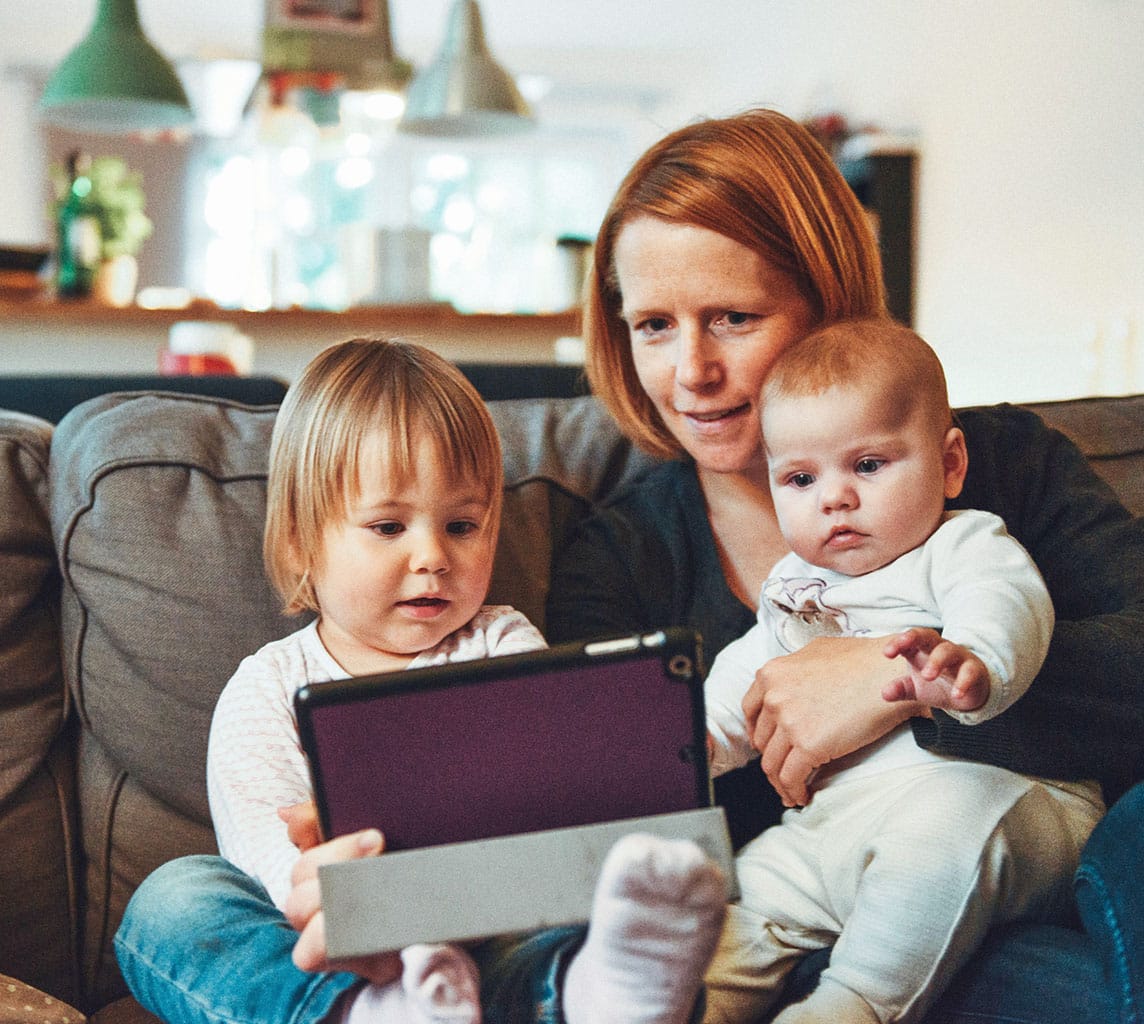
[743,635,929,807]
[276,803,402,985]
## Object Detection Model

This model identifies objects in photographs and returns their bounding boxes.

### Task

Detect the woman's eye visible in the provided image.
[856,458,884,475]
[631,315,671,339]
[723,310,752,327]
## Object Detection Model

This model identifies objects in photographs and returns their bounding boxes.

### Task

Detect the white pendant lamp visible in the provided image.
[399,0,533,136]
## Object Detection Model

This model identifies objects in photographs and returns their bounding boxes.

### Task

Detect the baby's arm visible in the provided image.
[882,511,1054,725]
[881,627,990,712]
[705,623,771,776]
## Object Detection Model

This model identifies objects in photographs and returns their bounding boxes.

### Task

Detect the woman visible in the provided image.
[544,107,1144,1020]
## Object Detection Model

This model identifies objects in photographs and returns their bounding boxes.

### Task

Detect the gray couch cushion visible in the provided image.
[50,393,292,1005]
[489,397,655,633]
[0,412,78,1005]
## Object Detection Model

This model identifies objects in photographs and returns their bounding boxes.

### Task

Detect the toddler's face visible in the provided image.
[763,385,964,576]
[310,432,497,674]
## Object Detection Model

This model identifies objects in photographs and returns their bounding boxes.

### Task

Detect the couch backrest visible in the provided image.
[1022,393,1144,516]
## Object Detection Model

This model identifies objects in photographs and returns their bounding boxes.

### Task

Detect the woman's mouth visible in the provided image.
[681,403,751,427]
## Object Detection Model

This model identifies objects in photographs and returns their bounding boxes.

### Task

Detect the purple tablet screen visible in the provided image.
[296,632,709,850]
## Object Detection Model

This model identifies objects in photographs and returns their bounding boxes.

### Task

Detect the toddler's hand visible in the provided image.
[881,628,989,712]
[284,828,402,985]
[278,800,321,851]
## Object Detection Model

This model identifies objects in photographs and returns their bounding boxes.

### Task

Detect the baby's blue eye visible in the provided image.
[789,473,814,488]
[856,459,884,475]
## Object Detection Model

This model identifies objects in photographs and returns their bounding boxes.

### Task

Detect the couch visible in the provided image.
[1,382,1141,1024]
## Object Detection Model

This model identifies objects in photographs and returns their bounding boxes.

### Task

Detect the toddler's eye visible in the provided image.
[447,520,479,536]
[371,521,403,536]
[856,458,885,475]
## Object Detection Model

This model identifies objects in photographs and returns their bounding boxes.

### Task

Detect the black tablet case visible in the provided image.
[295,628,711,850]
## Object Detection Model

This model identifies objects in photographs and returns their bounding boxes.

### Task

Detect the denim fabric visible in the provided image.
[1076,782,1144,1024]
[115,856,581,1024]
[924,924,1115,1024]
[115,856,359,1024]
[474,928,584,1024]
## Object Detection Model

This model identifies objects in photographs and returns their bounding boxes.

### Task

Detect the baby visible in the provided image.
[702,318,1104,1023]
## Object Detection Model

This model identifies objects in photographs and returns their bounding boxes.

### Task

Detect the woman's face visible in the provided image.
[613,217,818,477]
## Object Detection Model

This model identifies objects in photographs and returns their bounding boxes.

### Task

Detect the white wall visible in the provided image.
[3,0,1142,404]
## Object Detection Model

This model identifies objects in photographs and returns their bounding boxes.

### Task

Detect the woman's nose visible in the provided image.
[674,328,720,391]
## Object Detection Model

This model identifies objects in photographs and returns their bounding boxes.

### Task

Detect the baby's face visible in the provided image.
[763,385,961,576]
[310,431,497,674]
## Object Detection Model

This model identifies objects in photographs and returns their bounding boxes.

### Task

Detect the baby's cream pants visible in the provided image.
[703,761,1103,1024]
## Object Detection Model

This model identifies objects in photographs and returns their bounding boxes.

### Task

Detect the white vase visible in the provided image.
[91,254,139,307]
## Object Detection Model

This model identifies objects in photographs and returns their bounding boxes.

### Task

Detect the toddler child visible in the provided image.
[118,337,727,1024]
[702,318,1105,1024]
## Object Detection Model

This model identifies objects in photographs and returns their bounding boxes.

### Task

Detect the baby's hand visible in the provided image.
[881,628,989,713]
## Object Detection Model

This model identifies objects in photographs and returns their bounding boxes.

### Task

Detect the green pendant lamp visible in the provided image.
[40,0,194,134]
[399,0,533,136]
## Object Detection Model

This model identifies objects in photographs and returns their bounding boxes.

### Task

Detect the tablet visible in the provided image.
[294,628,711,851]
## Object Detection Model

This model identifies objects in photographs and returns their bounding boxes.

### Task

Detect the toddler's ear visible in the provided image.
[942,427,969,499]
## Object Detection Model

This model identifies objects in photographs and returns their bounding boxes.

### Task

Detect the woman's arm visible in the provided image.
[932,405,1144,800]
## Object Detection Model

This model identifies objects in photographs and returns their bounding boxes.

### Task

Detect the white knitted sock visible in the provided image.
[340,944,481,1024]
[563,833,727,1024]
[401,943,482,1022]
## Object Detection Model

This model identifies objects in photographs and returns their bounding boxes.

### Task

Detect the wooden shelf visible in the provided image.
[0,294,581,334]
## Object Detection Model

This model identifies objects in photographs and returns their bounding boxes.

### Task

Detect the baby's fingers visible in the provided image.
[918,640,965,681]
[883,627,940,663]
[881,675,919,703]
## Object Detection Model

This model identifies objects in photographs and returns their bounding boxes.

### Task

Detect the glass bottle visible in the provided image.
[56,150,102,298]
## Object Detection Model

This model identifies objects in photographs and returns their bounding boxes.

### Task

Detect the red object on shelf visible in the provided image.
[158,350,239,376]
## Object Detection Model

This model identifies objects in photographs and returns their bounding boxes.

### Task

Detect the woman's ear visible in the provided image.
[942,426,969,499]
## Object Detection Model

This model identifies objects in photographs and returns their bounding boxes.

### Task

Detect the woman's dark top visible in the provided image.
[545,403,1144,846]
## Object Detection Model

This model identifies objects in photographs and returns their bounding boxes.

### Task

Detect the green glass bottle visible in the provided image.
[56,150,102,298]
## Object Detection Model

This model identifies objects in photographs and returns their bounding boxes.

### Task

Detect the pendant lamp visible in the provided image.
[40,0,194,134]
[399,0,532,136]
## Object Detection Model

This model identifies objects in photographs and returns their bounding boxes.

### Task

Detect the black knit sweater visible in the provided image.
[546,404,1144,846]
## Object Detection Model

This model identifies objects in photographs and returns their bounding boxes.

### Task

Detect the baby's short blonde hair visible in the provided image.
[264,338,503,615]
[762,317,954,445]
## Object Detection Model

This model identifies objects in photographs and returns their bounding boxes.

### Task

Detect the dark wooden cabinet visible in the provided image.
[841,150,917,326]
